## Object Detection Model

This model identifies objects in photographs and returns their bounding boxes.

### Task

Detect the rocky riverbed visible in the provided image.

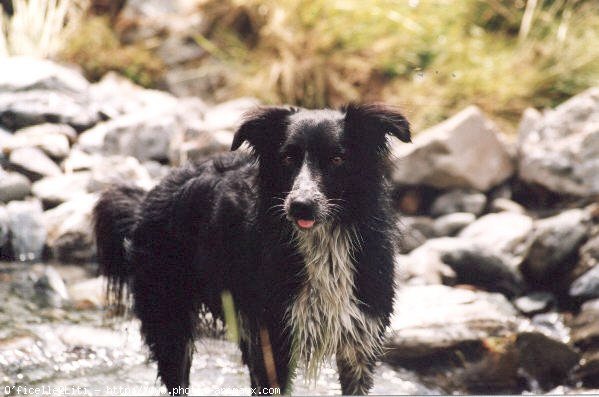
[1,56,598,394]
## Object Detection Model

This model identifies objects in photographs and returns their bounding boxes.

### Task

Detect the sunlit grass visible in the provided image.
[0,0,86,58]
[197,0,599,131]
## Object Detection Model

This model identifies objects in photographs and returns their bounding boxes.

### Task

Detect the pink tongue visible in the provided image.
[297,219,315,229]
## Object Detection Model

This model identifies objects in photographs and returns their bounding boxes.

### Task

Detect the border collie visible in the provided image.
[93,104,411,395]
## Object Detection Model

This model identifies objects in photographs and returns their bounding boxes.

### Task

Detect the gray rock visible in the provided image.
[519,87,599,196]
[570,264,599,301]
[440,246,525,297]
[0,57,89,94]
[202,97,260,132]
[523,209,590,283]
[489,197,526,214]
[390,106,514,191]
[156,34,206,66]
[43,194,98,263]
[79,98,205,163]
[3,124,71,159]
[430,189,487,216]
[386,285,519,360]
[89,72,183,119]
[6,199,46,262]
[396,238,460,284]
[8,147,62,180]
[87,155,154,192]
[169,128,234,166]
[433,212,476,237]
[459,212,534,268]
[142,160,170,180]
[0,171,31,202]
[31,172,92,207]
[397,216,435,254]
[513,292,555,315]
[34,266,70,308]
[0,90,100,130]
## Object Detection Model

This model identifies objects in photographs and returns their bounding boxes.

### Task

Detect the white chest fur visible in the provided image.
[288,224,381,379]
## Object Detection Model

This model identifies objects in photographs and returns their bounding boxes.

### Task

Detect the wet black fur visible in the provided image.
[93,104,411,395]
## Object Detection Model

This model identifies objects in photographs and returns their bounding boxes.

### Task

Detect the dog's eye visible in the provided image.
[330,156,344,166]
[282,154,294,166]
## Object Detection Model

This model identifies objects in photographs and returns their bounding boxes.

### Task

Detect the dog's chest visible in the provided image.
[288,225,370,376]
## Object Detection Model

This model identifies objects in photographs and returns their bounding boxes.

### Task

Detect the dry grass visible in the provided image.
[0,0,87,58]
[197,0,599,131]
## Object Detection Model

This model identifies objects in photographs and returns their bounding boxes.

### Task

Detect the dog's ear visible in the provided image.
[231,106,294,152]
[343,103,411,144]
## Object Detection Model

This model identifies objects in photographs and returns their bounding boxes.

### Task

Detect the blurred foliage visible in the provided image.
[0,0,87,58]
[196,0,599,131]
[60,16,164,87]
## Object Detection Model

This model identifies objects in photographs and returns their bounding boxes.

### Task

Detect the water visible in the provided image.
[0,263,439,396]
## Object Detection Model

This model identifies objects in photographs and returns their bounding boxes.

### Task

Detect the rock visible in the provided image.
[489,198,526,214]
[513,292,555,315]
[396,238,460,284]
[0,171,31,202]
[440,246,525,297]
[530,312,571,344]
[43,194,98,263]
[397,216,435,254]
[87,156,154,192]
[155,34,206,66]
[34,266,70,308]
[67,277,107,309]
[169,128,234,166]
[390,106,514,191]
[0,90,100,131]
[79,98,204,162]
[575,350,599,388]
[516,331,580,389]
[202,97,260,132]
[523,209,590,283]
[61,148,97,173]
[430,189,487,216]
[386,285,519,361]
[571,234,599,281]
[8,147,62,180]
[3,123,73,159]
[31,172,92,207]
[142,160,170,180]
[570,265,599,301]
[519,87,599,196]
[459,212,534,268]
[433,212,476,237]
[517,107,543,144]
[571,299,599,350]
[0,57,89,94]
[89,72,182,119]
[6,200,46,262]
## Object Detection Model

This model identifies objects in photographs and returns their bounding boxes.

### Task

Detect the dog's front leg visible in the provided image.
[335,340,377,395]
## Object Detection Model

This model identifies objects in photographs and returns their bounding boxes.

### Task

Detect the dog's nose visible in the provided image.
[289,198,317,220]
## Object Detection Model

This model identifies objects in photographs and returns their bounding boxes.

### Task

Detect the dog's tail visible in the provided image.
[93,184,146,313]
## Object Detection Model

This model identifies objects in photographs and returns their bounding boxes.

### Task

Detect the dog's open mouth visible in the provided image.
[296,219,316,229]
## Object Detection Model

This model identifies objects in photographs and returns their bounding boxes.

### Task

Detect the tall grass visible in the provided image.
[0,0,87,58]
[197,0,599,131]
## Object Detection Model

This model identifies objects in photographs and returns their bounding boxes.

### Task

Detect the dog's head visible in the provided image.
[231,104,411,230]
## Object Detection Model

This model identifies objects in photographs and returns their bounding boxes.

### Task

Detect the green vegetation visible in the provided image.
[197,0,599,131]
[60,16,164,87]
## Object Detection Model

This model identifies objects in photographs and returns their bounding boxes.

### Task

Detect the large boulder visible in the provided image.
[87,155,154,192]
[77,99,205,163]
[42,194,98,263]
[519,87,599,196]
[522,209,591,284]
[0,57,89,94]
[458,212,534,268]
[390,106,514,191]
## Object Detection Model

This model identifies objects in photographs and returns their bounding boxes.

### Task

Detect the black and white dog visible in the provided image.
[93,104,411,395]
